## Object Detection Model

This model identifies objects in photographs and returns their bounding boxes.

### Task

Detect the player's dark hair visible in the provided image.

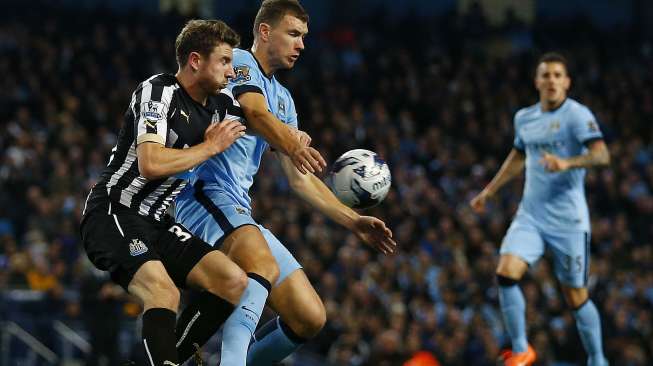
[536,52,569,75]
[253,0,309,38]
[176,19,240,67]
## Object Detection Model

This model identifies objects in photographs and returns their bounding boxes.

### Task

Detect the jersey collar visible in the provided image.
[540,98,568,114]
[247,49,274,80]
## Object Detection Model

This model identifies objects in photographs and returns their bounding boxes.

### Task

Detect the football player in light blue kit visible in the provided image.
[175,1,396,365]
[471,53,610,366]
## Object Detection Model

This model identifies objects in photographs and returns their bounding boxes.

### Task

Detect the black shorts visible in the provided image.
[80,202,217,290]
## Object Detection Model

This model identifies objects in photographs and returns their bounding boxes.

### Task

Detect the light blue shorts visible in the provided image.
[501,214,590,288]
[175,182,301,285]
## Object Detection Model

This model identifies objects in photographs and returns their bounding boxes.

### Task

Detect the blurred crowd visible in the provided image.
[1,2,652,365]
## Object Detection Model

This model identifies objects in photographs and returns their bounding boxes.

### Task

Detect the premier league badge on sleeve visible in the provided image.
[141,100,166,121]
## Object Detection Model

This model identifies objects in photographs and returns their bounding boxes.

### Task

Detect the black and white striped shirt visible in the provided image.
[84,73,242,222]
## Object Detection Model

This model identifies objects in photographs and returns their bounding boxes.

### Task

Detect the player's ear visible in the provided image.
[258,23,271,42]
[188,51,202,73]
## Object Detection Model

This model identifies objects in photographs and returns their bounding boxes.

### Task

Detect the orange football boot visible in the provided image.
[501,344,537,366]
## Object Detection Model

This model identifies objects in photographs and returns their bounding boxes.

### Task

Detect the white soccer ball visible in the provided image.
[326,149,391,209]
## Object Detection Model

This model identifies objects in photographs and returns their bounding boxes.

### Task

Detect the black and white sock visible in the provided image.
[175,291,235,361]
[142,308,179,366]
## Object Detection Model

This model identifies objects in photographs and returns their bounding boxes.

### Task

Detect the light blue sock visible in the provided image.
[573,300,608,366]
[220,273,271,366]
[498,279,528,353]
[247,316,305,365]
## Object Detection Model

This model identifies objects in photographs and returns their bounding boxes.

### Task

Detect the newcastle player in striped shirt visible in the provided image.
[81,20,248,366]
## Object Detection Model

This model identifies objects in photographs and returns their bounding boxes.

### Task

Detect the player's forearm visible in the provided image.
[137,143,213,180]
[484,149,525,196]
[565,146,610,169]
[244,108,300,155]
[290,174,359,229]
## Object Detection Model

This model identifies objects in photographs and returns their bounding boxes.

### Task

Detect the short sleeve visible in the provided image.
[133,81,176,146]
[513,114,525,152]
[228,51,265,98]
[285,96,298,129]
[571,106,603,145]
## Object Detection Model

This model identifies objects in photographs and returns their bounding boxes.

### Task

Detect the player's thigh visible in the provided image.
[259,226,302,286]
[185,249,248,304]
[222,224,279,278]
[175,183,258,248]
[267,269,326,338]
[81,208,163,291]
[127,260,179,311]
[544,231,590,289]
[155,222,226,289]
[498,219,545,278]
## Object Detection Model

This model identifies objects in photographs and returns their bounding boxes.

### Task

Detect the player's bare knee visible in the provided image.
[495,266,522,281]
[562,287,589,309]
[290,299,326,338]
[208,268,248,304]
[305,303,327,337]
[255,259,279,285]
[496,255,527,279]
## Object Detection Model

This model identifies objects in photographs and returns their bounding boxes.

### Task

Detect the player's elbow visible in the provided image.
[596,148,610,166]
[138,158,162,180]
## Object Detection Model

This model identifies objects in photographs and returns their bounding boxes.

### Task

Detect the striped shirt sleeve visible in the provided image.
[132,77,176,145]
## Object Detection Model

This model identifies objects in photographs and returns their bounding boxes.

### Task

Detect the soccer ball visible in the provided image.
[326,149,391,209]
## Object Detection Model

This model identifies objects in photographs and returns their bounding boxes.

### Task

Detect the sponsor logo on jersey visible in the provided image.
[180,109,190,124]
[129,238,148,256]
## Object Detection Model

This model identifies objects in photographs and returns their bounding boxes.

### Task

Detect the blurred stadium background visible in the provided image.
[1,0,652,365]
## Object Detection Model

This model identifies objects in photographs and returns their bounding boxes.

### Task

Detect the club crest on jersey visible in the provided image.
[233,65,251,84]
[549,120,560,133]
[587,120,598,132]
[129,239,148,256]
[212,109,222,123]
[277,97,286,116]
[142,100,166,121]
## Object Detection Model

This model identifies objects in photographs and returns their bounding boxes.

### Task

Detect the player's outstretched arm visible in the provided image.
[540,140,610,172]
[137,120,245,180]
[470,148,525,213]
[276,152,396,254]
[238,92,326,174]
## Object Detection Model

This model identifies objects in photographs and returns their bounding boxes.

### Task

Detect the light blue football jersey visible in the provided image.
[513,98,603,232]
[188,48,299,209]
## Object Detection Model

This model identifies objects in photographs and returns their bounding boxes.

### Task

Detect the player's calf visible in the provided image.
[176,251,249,362]
[127,262,181,366]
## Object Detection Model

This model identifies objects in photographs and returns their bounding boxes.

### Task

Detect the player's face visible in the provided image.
[535,62,570,105]
[198,43,236,94]
[268,14,307,69]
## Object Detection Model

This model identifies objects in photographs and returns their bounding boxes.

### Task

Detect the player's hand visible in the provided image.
[540,152,570,172]
[290,144,326,175]
[470,190,491,213]
[204,119,246,155]
[290,128,312,147]
[352,216,396,254]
